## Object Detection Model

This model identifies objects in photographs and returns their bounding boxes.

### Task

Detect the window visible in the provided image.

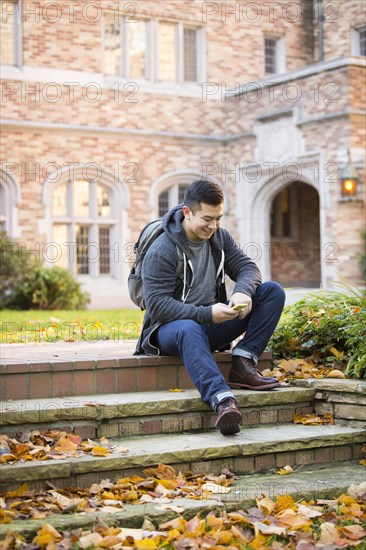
[352,26,366,56]
[264,36,285,75]
[0,0,21,66]
[0,169,20,236]
[104,15,202,83]
[158,184,189,217]
[51,179,117,277]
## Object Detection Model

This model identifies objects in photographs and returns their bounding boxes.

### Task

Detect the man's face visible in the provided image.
[182,202,224,242]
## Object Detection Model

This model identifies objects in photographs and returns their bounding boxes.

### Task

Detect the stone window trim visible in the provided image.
[0,0,22,67]
[103,14,206,86]
[264,34,286,75]
[149,170,227,220]
[0,169,21,237]
[351,25,366,57]
[42,165,130,282]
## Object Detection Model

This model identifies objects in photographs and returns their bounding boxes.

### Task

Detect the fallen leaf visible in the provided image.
[327,369,345,378]
[170,388,185,392]
[340,524,366,540]
[254,521,287,536]
[320,522,338,544]
[78,532,104,549]
[92,445,110,457]
[277,465,294,475]
[201,482,231,494]
[256,495,276,515]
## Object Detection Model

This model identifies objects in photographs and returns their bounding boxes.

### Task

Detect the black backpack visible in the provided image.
[128,220,164,310]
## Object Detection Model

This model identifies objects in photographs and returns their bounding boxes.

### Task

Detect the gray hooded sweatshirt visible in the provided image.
[135,204,262,355]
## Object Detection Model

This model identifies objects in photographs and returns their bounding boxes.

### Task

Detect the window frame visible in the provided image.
[51,179,118,278]
[103,14,205,86]
[264,35,286,75]
[0,0,22,67]
[351,26,366,56]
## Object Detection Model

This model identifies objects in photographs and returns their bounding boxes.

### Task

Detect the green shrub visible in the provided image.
[16,266,90,310]
[0,232,89,310]
[0,231,38,309]
[268,284,366,379]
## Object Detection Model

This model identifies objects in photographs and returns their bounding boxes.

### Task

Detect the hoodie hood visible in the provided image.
[162,203,191,255]
[162,203,226,301]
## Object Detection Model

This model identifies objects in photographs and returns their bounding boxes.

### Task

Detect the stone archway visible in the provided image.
[270,181,321,287]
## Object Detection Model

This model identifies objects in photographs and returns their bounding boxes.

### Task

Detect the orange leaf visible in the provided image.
[54,436,78,453]
[92,445,110,457]
[256,496,276,515]
[340,524,366,540]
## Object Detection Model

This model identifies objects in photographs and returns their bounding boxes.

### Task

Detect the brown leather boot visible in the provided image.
[228,356,281,390]
[215,397,242,435]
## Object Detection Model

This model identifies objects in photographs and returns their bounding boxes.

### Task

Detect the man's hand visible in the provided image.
[212,303,240,324]
[229,292,252,319]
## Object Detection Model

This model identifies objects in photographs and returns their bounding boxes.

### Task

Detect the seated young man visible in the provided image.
[135,179,285,435]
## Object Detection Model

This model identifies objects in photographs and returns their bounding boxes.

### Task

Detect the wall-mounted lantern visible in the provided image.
[340,150,358,199]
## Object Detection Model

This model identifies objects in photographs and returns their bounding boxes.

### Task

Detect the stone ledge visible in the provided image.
[292,379,366,394]
[1,424,364,489]
[0,387,315,426]
[1,464,364,541]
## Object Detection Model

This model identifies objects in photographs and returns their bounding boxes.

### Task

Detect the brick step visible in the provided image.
[0,343,272,400]
[1,463,364,541]
[1,423,364,492]
[0,387,315,439]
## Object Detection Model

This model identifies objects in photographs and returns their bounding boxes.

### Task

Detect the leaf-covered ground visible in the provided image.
[1,476,365,549]
[0,431,129,464]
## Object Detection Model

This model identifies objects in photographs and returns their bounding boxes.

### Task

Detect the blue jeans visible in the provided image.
[155,281,285,411]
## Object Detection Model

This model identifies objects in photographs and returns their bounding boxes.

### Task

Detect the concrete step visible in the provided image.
[0,387,315,439]
[1,423,364,492]
[1,463,364,541]
[0,340,272,400]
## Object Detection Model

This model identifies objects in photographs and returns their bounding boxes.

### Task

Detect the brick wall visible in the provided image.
[0,0,365,302]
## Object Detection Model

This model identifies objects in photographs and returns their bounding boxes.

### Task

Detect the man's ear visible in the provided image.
[182,205,191,219]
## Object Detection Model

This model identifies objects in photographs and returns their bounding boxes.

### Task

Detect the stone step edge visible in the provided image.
[0,351,273,371]
[1,425,364,484]
[292,379,366,395]
[1,464,364,541]
[0,387,315,426]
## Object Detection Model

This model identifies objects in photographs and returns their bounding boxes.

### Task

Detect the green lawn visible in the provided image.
[0,309,144,343]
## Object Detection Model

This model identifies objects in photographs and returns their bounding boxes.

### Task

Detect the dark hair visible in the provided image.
[183,180,224,213]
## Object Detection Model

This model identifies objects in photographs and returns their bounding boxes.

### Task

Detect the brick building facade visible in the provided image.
[1,0,365,308]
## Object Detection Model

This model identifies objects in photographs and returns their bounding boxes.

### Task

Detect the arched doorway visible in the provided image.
[270,181,320,287]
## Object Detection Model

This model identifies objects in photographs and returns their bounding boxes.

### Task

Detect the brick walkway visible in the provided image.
[0,340,138,366]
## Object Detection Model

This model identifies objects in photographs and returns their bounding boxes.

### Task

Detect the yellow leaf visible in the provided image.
[135,540,157,550]
[339,494,357,504]
[92,445,110,457]
[170,388,185,392]
[329,347,344,358]
[327,369,345,378]
[275,494,297,512]
[277,465,294,476]
[33,523,62,545]
[359,459,366,466]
